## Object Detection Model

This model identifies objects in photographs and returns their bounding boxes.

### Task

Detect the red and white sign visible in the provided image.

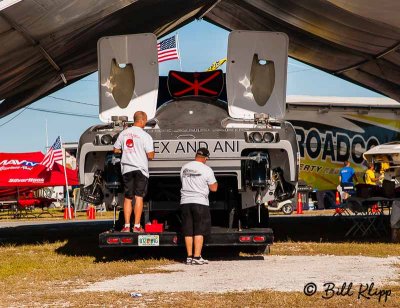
[0,152,78,188]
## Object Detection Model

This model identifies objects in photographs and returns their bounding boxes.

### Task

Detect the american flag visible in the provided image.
[41,136,63,170]
[157,35,179,63]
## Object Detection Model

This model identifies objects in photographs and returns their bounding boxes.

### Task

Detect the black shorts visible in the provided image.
[181,203,211,237]
[122,170,148,199]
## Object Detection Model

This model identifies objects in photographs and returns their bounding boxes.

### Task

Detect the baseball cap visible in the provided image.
[196,147,210,158]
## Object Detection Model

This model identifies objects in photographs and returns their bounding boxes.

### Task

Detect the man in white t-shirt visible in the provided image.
[180,147,218,265]
[114,111,154,233]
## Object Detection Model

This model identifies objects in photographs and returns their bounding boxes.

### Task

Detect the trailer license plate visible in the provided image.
[138,235,159,246]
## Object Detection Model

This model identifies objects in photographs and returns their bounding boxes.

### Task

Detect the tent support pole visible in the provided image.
[60,137,72,219]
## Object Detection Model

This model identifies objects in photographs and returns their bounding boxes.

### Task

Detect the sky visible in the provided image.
[0,20,383,153]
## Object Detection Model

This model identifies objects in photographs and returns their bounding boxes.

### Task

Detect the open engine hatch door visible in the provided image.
[98,34,158,123]
[226,31,288,120]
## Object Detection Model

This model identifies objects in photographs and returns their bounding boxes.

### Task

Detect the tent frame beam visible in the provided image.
[335,41,400,75]
[0,12,67,84]
[196,0,221,20]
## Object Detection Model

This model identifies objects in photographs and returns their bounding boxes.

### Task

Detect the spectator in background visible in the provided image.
[339,160,358,199]
[364,163,382,185]
[380,161,390,180]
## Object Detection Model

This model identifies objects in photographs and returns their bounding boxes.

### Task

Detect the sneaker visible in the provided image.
[121,227,130,233]
[186,257,193,265]
[133,226,145,233]
[191,256,208,265]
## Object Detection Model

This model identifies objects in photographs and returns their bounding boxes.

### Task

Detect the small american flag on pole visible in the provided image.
[41,136,63,170]
[157,35,179,63]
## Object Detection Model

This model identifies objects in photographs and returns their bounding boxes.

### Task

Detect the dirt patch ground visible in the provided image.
[80,255,400,293]
[1,220,399,306]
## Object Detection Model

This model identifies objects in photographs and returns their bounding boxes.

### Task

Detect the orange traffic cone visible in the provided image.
[335,191,343,215]
[63,207,68,220]
[63,207,74,220]
[335,207,344,215]
[88,205,96,220]
[334,191,344,214]
[296,193,303,214]
[335,191,341,205]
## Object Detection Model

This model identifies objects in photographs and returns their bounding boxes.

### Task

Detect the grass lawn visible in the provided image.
[0,236,398,307]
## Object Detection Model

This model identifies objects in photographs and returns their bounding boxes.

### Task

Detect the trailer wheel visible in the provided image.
[281,202,294,215]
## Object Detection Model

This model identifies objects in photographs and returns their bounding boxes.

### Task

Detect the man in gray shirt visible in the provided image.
[180,147,218,265]
[114,111,154,232]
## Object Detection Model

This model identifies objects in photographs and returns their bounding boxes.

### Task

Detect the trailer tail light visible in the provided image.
[239,236,251,242]
[121,237,133,244]
[253,236,266,242]
[107,237,120,244]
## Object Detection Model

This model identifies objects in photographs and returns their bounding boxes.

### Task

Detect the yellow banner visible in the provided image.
[206,58,227,71]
